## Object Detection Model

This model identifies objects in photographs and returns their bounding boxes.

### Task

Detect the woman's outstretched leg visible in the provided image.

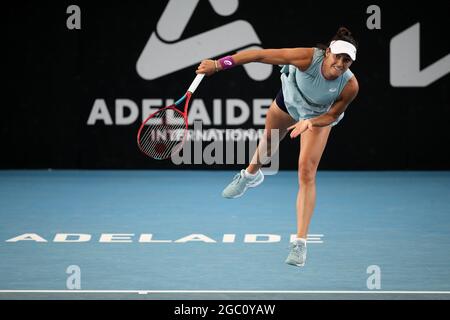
[222,100,295,198]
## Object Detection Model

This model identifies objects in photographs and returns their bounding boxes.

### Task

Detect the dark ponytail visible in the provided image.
[332,27,358,48]
[317,26,358,51]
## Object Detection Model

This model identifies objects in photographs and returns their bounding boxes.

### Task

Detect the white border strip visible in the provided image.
[0,290,449,295]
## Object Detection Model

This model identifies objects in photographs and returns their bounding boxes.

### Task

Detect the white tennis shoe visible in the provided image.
[222,169,264,199]
[285,238,307,267]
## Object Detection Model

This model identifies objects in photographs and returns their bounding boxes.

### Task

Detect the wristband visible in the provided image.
[218,55,236,70]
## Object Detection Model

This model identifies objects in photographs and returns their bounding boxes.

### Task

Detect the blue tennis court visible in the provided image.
[1,170,449,300]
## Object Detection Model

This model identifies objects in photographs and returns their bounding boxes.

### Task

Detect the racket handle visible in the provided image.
[187,74,205,94]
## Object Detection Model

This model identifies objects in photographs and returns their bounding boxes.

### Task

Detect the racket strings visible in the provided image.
[138,108,187,159]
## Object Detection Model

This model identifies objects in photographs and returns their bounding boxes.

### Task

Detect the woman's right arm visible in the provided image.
[233,47,313,67]
[196,47,314,75]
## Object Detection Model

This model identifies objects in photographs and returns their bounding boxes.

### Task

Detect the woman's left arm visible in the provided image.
[325,76,359,122]
[288,76,359,137]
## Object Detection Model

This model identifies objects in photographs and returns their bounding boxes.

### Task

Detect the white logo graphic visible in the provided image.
[366,265,381,290]
[329,88,337,92]
[66,265,81,290]
[136,0,272,81]
[5,233,324,244]
[390,23,450,87]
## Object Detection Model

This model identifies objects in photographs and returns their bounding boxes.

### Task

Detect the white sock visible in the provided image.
[295,238,307,245]
[244,169,258,178]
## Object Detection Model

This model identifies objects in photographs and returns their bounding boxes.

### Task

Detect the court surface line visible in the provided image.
[1,290,449,294]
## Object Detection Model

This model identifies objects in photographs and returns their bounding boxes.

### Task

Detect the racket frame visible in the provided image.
[136,74,204,160]
[136,92,192,159]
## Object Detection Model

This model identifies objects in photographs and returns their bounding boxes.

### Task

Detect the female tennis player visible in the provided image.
[196,27,359,267]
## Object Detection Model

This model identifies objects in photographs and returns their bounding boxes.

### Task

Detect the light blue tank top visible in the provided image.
[280,48,353,120]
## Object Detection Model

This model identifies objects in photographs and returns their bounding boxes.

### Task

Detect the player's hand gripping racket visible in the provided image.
[137,74,205,160]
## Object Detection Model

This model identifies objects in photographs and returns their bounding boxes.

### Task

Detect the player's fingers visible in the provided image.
[287,124,296,131]
[197,65,208,73]
[290,129,297,138]
[198,61,208,69]
[197,60,215,75]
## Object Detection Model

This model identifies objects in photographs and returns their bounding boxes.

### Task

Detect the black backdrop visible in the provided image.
[4,1,450,170]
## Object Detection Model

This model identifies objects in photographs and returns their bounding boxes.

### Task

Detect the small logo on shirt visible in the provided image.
[329,88,337,92]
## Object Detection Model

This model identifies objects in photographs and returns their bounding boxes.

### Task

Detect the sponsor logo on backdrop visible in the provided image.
[136,0,272,81]
[390,23,450,87]
[87,0,274,130]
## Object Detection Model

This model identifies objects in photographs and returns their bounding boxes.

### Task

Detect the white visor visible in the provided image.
[329,40,356,61]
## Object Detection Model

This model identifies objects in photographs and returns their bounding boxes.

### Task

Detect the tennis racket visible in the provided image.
[137,73,205,160]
